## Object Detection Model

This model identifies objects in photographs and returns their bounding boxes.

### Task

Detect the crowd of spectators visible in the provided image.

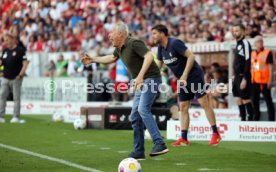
[1,0,276,53]
[1,0,275,109]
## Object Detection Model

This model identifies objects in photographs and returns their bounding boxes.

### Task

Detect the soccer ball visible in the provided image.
[52,110,64,122]
[73,118,86,130]
[118,158,141,172]
[144,129,152,140]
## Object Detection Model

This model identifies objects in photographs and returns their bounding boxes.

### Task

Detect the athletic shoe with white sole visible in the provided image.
[10,117,26,124]
[149,143,169,157]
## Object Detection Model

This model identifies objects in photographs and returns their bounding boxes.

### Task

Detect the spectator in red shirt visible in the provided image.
[68,35,81,51]
[34,34,44,52]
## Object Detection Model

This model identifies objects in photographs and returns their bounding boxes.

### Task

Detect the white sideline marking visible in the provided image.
[117,151,128,154]
[72,141,88,145]
[175,163,186,166]
[153,158,165,161]
[99,147,111,150]
[0,143,103,172]
[198,168,217,171]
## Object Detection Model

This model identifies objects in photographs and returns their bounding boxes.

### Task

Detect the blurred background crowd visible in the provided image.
[1,0,276,53]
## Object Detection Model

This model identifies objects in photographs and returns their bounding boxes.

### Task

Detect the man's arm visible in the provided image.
[80,53,117,65]
[131,39,157,89]
[19,60,29,77]
[240,40,251,89]
[17,49,28,79]
[182,49,195,77]
[92,54,117,64]
[267,51,274,88]
[171,39,194,81]
[136,51,154,79]
[268,64,273,86]
[242,40,251,80]
[156,59,163,69]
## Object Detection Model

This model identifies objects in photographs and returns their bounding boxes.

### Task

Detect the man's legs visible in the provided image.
[137,78,163,145]
[233,76,247,121]
[240,78,254,121]
[179,101,190,132]
[129,89,145,157]
[242,99,254,121]
[137,78,168,156]
[251,84,261,121]
[198,94,216,126]
[0,78,10,120]
[171,100,190,146]
[171,84,193,146]
[262,85,275,121]
[235,97,246,121]
[192,72,220,145]
[12,78,23,118]
[198,94,221,145]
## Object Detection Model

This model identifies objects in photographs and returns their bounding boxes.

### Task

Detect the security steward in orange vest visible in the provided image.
[251,36,275,121]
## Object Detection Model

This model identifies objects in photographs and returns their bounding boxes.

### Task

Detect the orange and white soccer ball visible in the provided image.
[118,158,141,172]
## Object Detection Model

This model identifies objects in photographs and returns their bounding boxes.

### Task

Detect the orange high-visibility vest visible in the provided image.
[251,48,271,84]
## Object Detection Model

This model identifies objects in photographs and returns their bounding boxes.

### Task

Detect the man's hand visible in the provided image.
[15,75,22,80]
[179,74,188,86]
[79,52,93,65]
[240,78,247,90]
[134,76,144,90]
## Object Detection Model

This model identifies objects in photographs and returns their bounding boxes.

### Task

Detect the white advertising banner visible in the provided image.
[167,120,276,142]
[189,109,240,121]
[21,77,51,101]
[6,102,82,122]
[6,101,131,123]
[21,77,87,102]
[52,77,87,102]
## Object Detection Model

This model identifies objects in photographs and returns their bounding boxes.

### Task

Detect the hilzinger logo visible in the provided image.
[192,111,201,118]
[218,124,228,134]
[175,125,212,134]
[239,125,276,135]
[190,125,212,134]
[175,123,228,134]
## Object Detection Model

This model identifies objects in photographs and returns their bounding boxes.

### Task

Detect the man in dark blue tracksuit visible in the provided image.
[151,24,221,146]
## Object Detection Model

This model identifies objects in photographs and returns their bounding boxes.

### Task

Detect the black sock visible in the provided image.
[181,130,188,140]
[245,103,254,121]
[211,125,218,134]
[238,105,246,121]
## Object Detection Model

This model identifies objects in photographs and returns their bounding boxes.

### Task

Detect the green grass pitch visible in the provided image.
[0,115,276,172]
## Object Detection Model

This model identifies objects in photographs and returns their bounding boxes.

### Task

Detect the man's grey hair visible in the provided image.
[4,30,15,39]
[254,35,263,42]
[115,21,129,36]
